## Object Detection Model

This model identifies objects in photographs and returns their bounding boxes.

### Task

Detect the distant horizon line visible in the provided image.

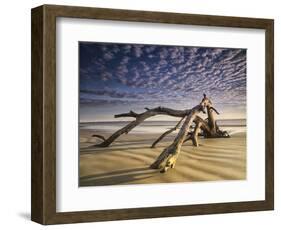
[80,118,247,123]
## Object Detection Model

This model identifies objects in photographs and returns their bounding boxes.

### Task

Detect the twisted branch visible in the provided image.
[151,117,184,148]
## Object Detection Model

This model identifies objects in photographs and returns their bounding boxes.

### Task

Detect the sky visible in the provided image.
[79,42,246,122]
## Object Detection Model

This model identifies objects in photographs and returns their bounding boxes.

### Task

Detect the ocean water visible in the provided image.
[80,119,246,135]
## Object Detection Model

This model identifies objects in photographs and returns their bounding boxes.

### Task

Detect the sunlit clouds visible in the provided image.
[79,42,246,121]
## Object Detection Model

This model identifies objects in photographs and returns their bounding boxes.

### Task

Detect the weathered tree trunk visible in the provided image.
[191,120,203,147]
[90,94,230,173]
[150,105,204,172]
[182,105,229,146]
[207,106,216,132]
[203,106,230,138]
[151,115,210,148]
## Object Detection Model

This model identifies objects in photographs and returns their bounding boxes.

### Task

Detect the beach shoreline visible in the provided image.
[79,128,246,187]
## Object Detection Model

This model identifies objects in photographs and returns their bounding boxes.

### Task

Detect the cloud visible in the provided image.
[134,45,143,57]
[79,42,246,111]
[103,52,114,60]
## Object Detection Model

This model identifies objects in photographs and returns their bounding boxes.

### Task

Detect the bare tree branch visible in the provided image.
[150,104,207,172]
[151,117,185,148]
[90,94,230,173]
[93,106,193,147]
[91,134,106,141]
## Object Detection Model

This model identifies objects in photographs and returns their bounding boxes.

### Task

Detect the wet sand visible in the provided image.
[79,129,246,186]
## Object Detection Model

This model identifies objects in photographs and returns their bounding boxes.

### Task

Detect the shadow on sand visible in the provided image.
[80,167,158,186]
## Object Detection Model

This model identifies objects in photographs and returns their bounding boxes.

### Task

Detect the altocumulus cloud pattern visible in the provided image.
[79,42,246,121]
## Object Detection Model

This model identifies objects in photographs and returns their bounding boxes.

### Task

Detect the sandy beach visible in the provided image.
[79,124,246,186]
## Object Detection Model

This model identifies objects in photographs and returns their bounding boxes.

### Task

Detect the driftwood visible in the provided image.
[94,107,193,147]
[150,105,204,172]
[151,117,184,148]
[91,94,230,173]
[91,134,106,141]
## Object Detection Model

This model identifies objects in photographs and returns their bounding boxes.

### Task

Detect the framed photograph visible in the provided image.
[31,4,274,224]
